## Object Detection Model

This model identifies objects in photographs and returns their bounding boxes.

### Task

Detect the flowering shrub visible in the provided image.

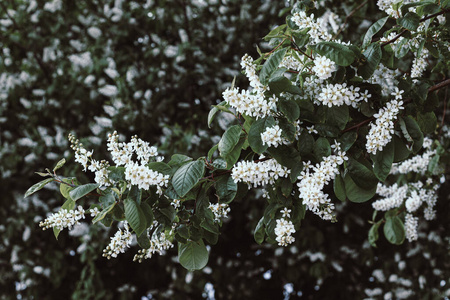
[25,0,450,279]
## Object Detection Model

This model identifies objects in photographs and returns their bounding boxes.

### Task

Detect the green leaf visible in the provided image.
[359,43,382,80]
[417,112,437,134]
[140,202,154,228]
[279,99,300,122]
[313,137,331,161]
[60,178,75,199]
[326,106,349,130]
[298,131,314,156]
[264,24,287,41]
[25,178,55,198]
[362,17,388,49]
[69,183,100,201]
[124,198,147,236]
[168,154,193,170]
[371,141,394,181]
[208,101,226,128]
[338,131,358,152]
[278,118,297,142]
[178,239,209,271]
[347,157,378,190]
[397,12,420,31]
[172,160,205,197]
[333,174,346,202]
[368,222,381,247]
[344,175,377,203]
[267,145,302,170]
[137,232,151,249]
[315,124,340,138]
[248,116,275,154]
[254,217,265,244]
[393,135,411,162]
[53,158,66,172]
[268,76,301,95]
[311,42,356,66]
[399,116,424,153]
[383,216,405,245]
[219,125,242,158]
[108,166,125,181]
[260,48,288,85]
[92,203,116,224]
[401,1,435,15]
[225,138,245,168]
[207,144,218,161]
[147,162,172,176]
[215,175,238,204]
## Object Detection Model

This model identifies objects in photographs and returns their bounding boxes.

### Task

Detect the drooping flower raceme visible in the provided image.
[209,203,231,222]
[133,230,174,263]
[231,158,290,188]
[261,125,288,148]
[103,221,133,259]
[39,206,86,231]
[312,55,336,80]
[275,207,296,246]
[297,146,348,221]
[365,97,404,155]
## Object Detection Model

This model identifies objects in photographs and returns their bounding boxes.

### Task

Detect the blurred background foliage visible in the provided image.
[0,0,449,299]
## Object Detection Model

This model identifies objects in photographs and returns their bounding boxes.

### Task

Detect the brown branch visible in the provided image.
[428,78,450,93]
[342,117,375,133]
[382,9,450,47]
[333,0,369,39]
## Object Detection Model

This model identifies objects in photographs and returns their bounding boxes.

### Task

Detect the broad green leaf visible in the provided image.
[124,198,147,236]
[225,138,245,168]
[421,3,440,14]
[368,222,381,247]
[347,157,378,190]
[140,202,154,227]
[326,106,349,130]
[362,17,388,49]
[394,37,410,58]
[315,124,340,138]
[108,166,125,181]
[268,76,301,95]
[397,12,420,31]
[248,116,275,154]
[280,178,293,197]
[401,1,435,15]
[215,175,238,204]
[393,135,411,162]
[168,154,193,169]
[278,118,297,142]
[53,158,66,172]
[338,131,358,152]
[399,116,424,153]
[92,203,116,224]
[137,232,151,249]
[264,24,287,40]
[371,141,394,181]
[344,175,377,203]
[25,178,55,198]
[383,216,405,245]
[254,217,265,244]
[427,154,440,173]
[147,162,172,176]
[208,101,226,128]
[172,160,205,197]
[279,99,300,122]
[219,125,242,158]
[99,192,115,207]
[60,178,75,199]
[178,239,209,271]
[267,145,302,170]
[417,112,437,134]
[69,183,100,201]
[313,137,331,161]
[312,42,356,66]
[359,43,382,80]
[333,174,346,202]
[298,131,314,155]
[260,48,288,85]
[207,144,218,161]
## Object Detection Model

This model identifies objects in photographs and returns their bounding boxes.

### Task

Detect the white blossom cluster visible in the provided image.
[208,203,231,222]
[373,183,408,211]
[107,131,160,166]
[376,0,402,18]
[404,213,419,242]
[133,231,174,263]
[69,133,111,187]
[411,48,429,80]
[367,64,399,96]
[261,125,289,148]
[365,95,404,155]
[391,138,436,175]
[275,219,296,246]
[297,145,348,221]
[103,221,132,259]
[222,54,277,118]
[231,158,290,187]
[316,82,371,108]
[291,11,332,44]
[280,54,305,72]
[312,55,336,80]
[124,161,169,193]
[39,206,86,231]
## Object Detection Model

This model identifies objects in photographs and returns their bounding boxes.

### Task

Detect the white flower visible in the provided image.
[39,206,86,231]
[231,159,290,187]
[103,221,132,259]
[208,203,231,222]
[275,218,295,246]
[313,55,336,80]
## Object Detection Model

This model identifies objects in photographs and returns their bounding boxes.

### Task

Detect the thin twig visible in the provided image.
[428,78,450,93]
[333,0,369,39]
[342,117,375,133]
